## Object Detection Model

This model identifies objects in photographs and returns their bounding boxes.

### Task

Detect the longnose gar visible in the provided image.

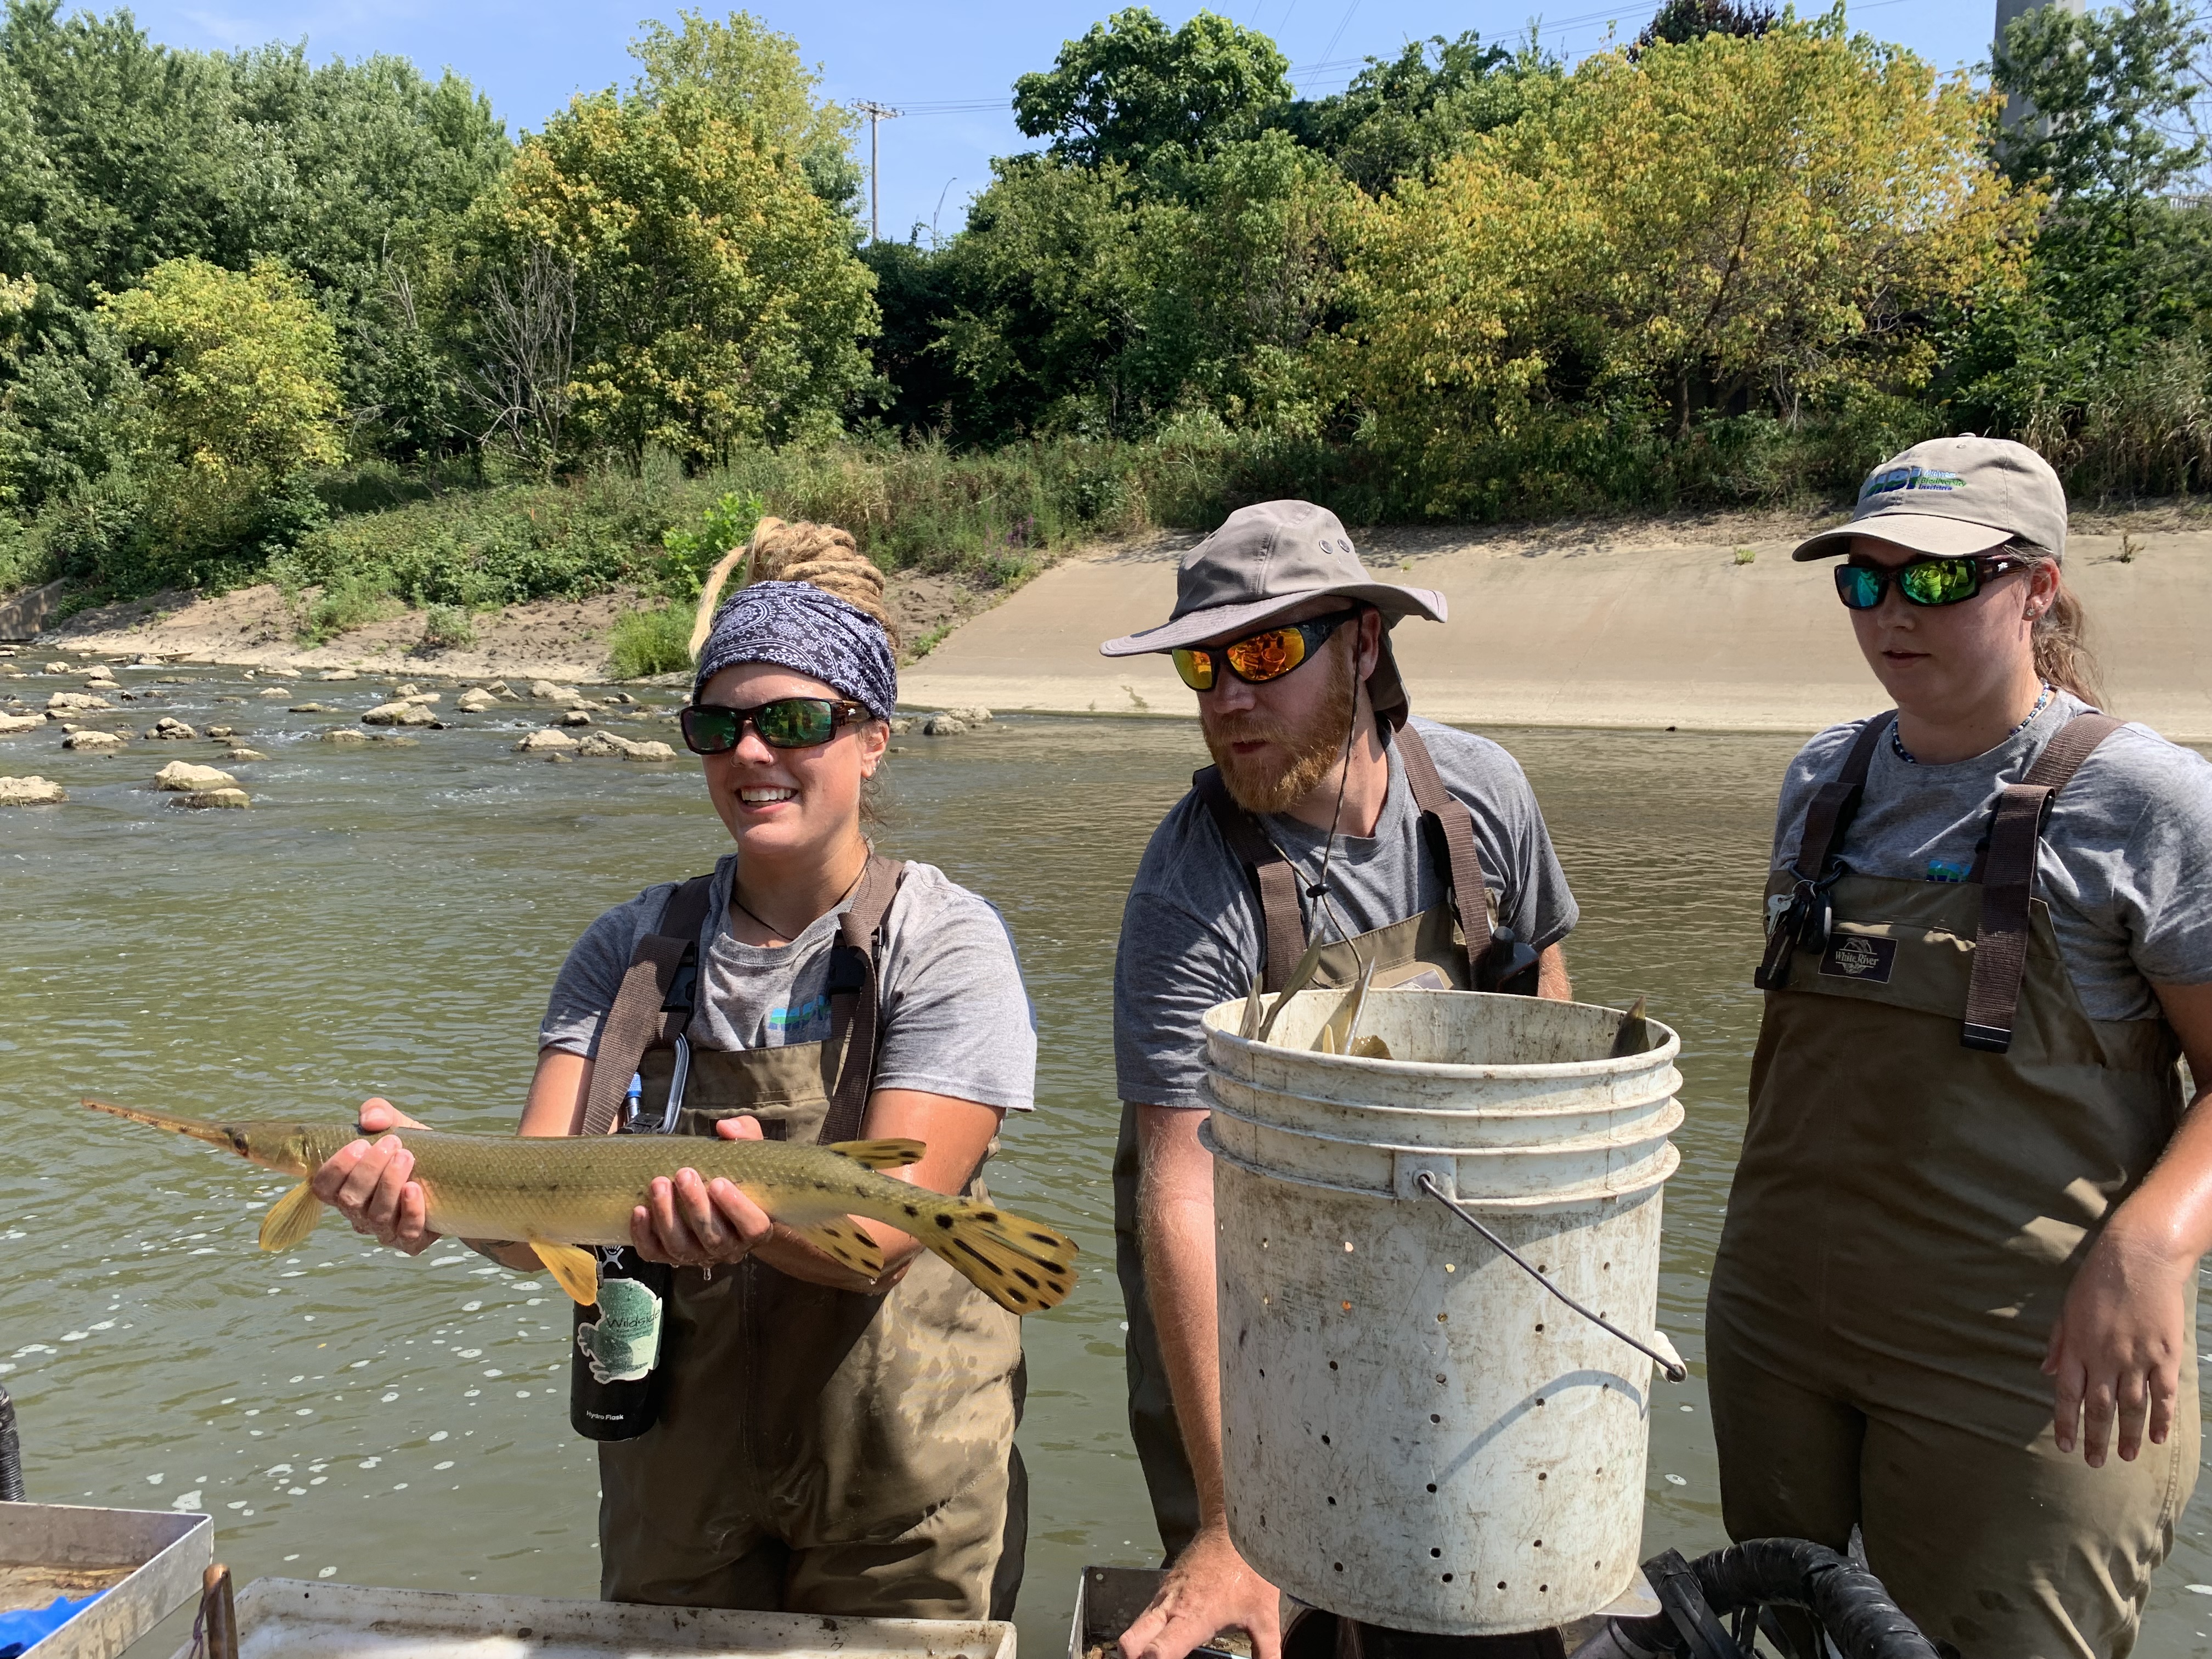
[86,1099,1077,1314]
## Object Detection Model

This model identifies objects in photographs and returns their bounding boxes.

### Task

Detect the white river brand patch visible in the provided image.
[577,1276,662,1384]
[1819,933,1896,985]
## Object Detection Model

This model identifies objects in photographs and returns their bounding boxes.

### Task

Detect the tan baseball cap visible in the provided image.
[1791,436,2068,563]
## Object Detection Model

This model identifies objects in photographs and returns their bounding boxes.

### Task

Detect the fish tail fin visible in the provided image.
[84,1097,241,1152]
[258,1182,324,1251]
[921,1199,1079,1315]
[828,1137,927,1171]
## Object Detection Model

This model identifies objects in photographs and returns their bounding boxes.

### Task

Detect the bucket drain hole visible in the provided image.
[1434,1373,1446,1384]
[1328,1360,1338,1370]
[1424,1483,1436,1494]
[1321,1434,1330,1444]
[1536,1472,1547,1482]
[1534,1323,1544,1333]
[1441,1575,1453,1584]
[1495,1582,1506,1591]
[1326,1497,1336,1506]
[1429,1548,1441,1559]
[1333,1564,1344,1573]
[1429,1413,1440,1424]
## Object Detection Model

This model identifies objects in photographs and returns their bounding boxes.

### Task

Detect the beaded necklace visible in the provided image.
[1889,682,2055,766]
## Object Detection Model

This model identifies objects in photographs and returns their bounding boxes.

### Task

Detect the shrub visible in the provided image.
[608,604,694,678]
[421,603,476,648]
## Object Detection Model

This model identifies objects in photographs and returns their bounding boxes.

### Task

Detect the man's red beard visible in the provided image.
[1203,646,1357,815]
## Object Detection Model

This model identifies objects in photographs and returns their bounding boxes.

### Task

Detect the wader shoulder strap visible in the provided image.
[1754,714,1892,991]
[1194,766,1305,994]
[820,854,909,1145]
[1393,724,1493,979]
[1791,714,1892,879]
[579,874,718,1137]
[1961,712,2124,1054]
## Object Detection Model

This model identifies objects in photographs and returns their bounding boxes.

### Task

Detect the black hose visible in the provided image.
[1620,1538,1939,1659]
[0,1385,23,1502]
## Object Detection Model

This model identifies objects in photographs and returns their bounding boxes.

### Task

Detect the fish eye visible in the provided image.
[228,1130,248,1153]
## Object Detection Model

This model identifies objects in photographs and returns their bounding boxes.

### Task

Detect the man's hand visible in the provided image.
[309,1098,436,1254]
[629,1114,775,1267]
[1119,1525,1281,1659]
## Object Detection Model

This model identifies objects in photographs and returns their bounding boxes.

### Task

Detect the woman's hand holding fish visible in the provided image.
[630,1115,775,1268]
[310,1098,438,1255]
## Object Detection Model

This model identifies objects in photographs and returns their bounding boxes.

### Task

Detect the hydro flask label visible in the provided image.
[577,1277,663,1384]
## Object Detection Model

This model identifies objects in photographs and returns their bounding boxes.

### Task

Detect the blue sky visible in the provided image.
[136,0,2007,238]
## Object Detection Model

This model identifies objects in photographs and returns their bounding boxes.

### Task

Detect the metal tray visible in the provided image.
[167,1579,1014,1659]
[2,1503,213,1659]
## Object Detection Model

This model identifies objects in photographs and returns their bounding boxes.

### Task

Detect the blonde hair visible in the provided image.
[2014,546,2107,708]
[687,517,898,658]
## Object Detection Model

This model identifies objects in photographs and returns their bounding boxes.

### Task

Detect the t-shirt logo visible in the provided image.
[1819,934,1896,983]
[768,993,832,1040]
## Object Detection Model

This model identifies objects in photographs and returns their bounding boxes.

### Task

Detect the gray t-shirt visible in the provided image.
[1773,691,2212,1022]
[542,855,1037,1111]
[1114,717,1579,1109]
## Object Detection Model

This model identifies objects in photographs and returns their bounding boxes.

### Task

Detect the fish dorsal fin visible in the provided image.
[531,1239,600,1305]
[259,1183,325,1251]
[785,1219,885,1279]
[828,1138,926,1171]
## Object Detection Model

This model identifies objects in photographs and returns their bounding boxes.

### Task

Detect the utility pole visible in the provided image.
[853,102,901,242]
[1994,0,2086,133]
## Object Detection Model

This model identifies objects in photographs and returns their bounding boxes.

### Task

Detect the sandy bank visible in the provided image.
[901,509,2212,741]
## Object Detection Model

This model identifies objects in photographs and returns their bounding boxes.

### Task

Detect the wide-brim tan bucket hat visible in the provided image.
[1792,435,2068,563]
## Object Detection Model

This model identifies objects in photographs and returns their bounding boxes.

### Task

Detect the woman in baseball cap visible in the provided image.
[1706,436,2212,1656]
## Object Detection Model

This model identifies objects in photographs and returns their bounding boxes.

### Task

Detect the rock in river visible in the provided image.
[47,691,110,713]
[922,714,968,737]
[0,712,42,734]
[575,731,678,762]
[320,728,370,746]
[177,788,249,810]
[318,668,359,681]
[362,700,437,727]
[531,680,582,702]
[145,717,198,740]
[0,775,65,804]
[516,727,579,753]
[560,709,592,727]
[153,760,238,792]
[64,730,127,751]
[223,747,269,762]
[454,689,498,713]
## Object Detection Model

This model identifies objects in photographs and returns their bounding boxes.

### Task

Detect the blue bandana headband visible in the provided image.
[691,580,899,720]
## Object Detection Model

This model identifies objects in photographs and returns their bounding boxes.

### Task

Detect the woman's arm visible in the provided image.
[2044,979,2212,1466]
[631,1088,1006,1293]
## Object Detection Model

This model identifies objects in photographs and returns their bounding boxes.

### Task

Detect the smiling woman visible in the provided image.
[301,515,1043,1624]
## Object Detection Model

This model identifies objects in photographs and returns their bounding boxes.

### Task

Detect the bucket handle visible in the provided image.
[1415,1171,1688,1384]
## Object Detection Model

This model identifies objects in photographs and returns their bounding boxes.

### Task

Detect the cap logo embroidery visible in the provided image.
[1860,465,1967,503]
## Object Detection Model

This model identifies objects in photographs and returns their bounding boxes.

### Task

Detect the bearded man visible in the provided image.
[1101,501,1580,1659]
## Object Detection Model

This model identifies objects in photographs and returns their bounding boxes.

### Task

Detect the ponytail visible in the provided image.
[2017,548,2107,708]
[687,516,899,660]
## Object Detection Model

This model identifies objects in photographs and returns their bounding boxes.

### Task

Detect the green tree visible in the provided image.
[101,256,343,495]
[630,10,861,215]
[498,81,877,468]
[1346,20,2033,509]
[1637,0,1779,50]
[1271,32,1553,194]
[1013,9,1290,171]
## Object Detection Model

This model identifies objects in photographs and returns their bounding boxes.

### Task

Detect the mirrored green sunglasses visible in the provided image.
[1834,553,2027,611]
[680,697,868,754]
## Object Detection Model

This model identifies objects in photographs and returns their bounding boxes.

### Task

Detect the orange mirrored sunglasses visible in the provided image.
[1171,608,1361,692]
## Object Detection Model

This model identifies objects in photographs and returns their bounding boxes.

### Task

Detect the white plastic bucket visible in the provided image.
[1200,989,1683,1637]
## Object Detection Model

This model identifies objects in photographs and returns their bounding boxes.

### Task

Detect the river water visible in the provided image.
[3,667,2210,1657]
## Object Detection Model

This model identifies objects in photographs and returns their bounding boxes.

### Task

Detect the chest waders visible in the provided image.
[580,855,1028,1621]
[1116,723,1535,1560]
[1706,713,2196,1659]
